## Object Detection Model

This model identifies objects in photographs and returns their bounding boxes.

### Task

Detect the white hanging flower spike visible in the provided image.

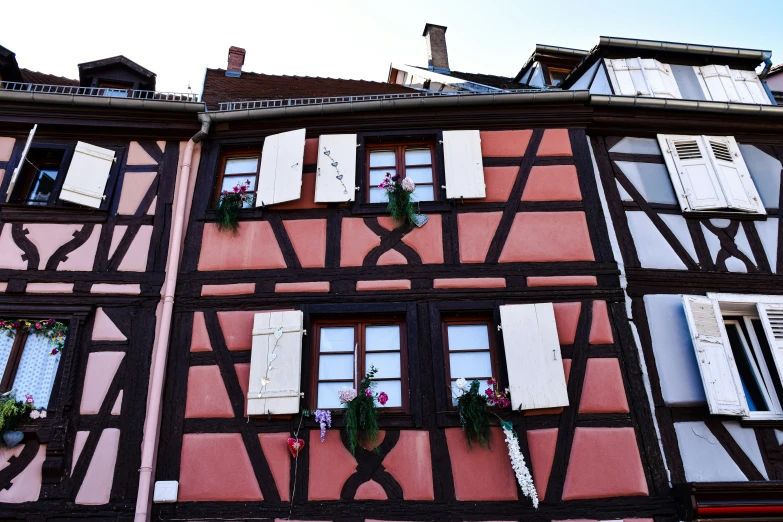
[501,421,538,509]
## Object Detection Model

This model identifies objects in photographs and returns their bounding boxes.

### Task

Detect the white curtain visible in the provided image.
[11,334,61,409]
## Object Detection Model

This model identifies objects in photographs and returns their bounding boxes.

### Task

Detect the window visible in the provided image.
[724,317,781,415]
[658,134,765,214]
[367,142,436,203]
[0,321,66,410]
[11,148,66,206]
[98,81,132,98]
[442,317,498,406]
[214,150,260,207]
[311,319,407,410]
[548,68,570,87]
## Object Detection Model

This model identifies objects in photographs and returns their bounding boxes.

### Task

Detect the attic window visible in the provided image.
[98,81,132,97]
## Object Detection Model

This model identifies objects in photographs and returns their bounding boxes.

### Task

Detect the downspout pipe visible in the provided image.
[759,55,777,105]
[134,119,210,522]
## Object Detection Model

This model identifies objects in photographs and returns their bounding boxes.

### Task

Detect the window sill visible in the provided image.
[740,416,783,428]
[352,201,451,215]
[248,411,417,429]
[0,204,109,223]
[436,410,513,428]
[682,210,768,221]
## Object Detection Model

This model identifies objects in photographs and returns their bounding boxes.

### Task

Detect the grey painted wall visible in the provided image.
[674,421,747,482]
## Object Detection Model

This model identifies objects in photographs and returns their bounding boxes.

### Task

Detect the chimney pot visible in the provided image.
[226,46,246,77]
[422,23,449,73]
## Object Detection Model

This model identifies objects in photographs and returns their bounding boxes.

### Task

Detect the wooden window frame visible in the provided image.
[212,149,262,207]
[365,141,438,203]
[310,317,409,413]
[441,315,501,410]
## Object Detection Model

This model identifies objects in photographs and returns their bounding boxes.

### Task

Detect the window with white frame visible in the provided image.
[657,134,765,214]
[682,294,783,419]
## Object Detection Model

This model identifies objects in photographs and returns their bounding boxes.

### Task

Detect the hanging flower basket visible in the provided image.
[378,173,416,228]
[339,365,388,454]
[215,180,254,235]
[453,377,510,449]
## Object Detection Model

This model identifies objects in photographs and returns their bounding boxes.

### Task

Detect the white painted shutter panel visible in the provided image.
[605,58,649,96]
[442,130,485,199]
[682,295,749,416]
[500,303,569,410]
[758,304,783,395]
[731,69,772,105]
[6,124,36,202]
[59,141,115,208]
[641,59,682,99]
[705,136,764,214]
[314,134,357,202]
[247,310,304,415]
[256,128,305,206]
[696,65,741,102]
[658,135,727,211]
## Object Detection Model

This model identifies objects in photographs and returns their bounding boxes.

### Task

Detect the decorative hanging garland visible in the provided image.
[322,147,348,195]
[0,319,67,354]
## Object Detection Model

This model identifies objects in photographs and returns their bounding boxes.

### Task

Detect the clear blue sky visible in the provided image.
[3,0,781,94]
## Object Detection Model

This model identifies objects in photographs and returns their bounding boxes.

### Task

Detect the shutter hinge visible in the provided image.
[497,324,502,331]
[302,329,307,336]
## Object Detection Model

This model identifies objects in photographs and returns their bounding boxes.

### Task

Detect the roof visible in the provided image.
[513,44,589,83]
[201,68,418,110]
[769,63,783,77]
[401,65,526,90]
[78,55,156,78]
[19,68,79,86]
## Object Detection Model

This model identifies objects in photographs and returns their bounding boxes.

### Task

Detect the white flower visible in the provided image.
[338,387,357,403]
[503,426,538,509]
[29,410,40,420]
[401,177,415,192]
[455,378,468,391]
[39,410,46,418]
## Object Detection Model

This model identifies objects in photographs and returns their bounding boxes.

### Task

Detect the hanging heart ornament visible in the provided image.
[286,437,305,458]
[274,327,283,339]
[268,353,277,362]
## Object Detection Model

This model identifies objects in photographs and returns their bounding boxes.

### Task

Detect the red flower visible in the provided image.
[35,323,41,329]
[378,392,388,405]
[364,388,373,397]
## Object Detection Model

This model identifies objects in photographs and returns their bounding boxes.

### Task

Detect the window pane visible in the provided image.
[449,352,492,379]
[374,379,402,408]
[365,326,400,351]
[405,167,433,183]
[412,185,434,201]
[365,352,401,378]
[320,327,354,352]
[725,322,768,412]
[369,150,396,167]
[369,187,388,203]
[318,354,354,380]
[451,379,490,406]
[0,332,15,380]
[224,157,259,175]
[405,148,432,166]
[221,175,256,193]
[370,168,393,185]
[317,381,353,409]
[26,169,61,206]
[447,324,490,351]
[12,334,62,409]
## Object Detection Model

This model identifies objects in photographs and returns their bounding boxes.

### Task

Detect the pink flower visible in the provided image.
[378,392,388,405]
[25,394,34,404]
[35,323,41,329]
[233,185,239,193]
[487,377,497,386]
[365,388,373,397]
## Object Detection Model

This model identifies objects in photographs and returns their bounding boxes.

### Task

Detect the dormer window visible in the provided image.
[97,80,132,97]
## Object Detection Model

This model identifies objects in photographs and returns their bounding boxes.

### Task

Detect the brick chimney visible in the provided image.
[423,23,449,73]
[226,46,246,77]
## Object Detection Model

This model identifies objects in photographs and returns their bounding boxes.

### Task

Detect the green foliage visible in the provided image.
[345,366,381,455]
[0,394,33,435]
[457,380,491,449]
[215,193,245,234]
[386,185,416,228]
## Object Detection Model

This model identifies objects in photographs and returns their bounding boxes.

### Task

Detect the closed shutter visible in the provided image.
[60,142,115,208]
[658,135,727,211]
[696,65,741,102]
[247,310,304,415]
[499,303,569,410]
[256,128,306,206]
[6,124,37,202]
[641,59,682,99]
[314,134,357,202]
[682,295,749,416]
[442,130,485,199]
[705,136,764,214]
[758,303,783,397]
[731,69,772,105]
[605,58,650,96]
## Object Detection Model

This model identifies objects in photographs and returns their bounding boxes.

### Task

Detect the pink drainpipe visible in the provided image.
[135,121,209,522]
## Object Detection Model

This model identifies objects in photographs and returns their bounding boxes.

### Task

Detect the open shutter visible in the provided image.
[499,303,569,410]
[256,128,305,206]
[315,134,357,202]
[59,141,115,208]
[705,136,764,214]
[758,304,783,397]
[605,58,650,96]
[696,65,741,102]
[682,295,749,416]
[247,310,304,416]
[641,59,682,99]
[731,69,772,105]
[658,135,727,211]
[6,124,36,202]
[442,130,485,199]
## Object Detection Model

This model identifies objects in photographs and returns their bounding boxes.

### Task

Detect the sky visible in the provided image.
[3,0,782,95]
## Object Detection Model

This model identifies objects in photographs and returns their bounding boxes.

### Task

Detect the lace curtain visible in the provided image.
[11,334,61,409]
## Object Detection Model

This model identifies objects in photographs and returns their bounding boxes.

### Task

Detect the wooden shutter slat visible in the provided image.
[59,141,115,208]
[442,130,485,199]
[314,134,357,202]
[6,124,37,202]
[500,303,569,411]
[641,59,682,99]
[705,136,764,214]
[682,295,749,416]
[257,128,305,206]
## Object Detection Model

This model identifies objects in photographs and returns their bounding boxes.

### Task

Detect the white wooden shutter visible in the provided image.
[705,136,764,214]
[442,130,485,199]
[682,295,749,416]
[641,59,682,99]
[499,303,569,410]
[256,128,305,206]
[605,58,650,96]
[6,124,36,202]
[59,141,115,208]
[731,69,772,105]
[696,65,742,102]
[314,134,357,202]
[658,135,727,211]
[758,303,783,397]
[247,310,304,416]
